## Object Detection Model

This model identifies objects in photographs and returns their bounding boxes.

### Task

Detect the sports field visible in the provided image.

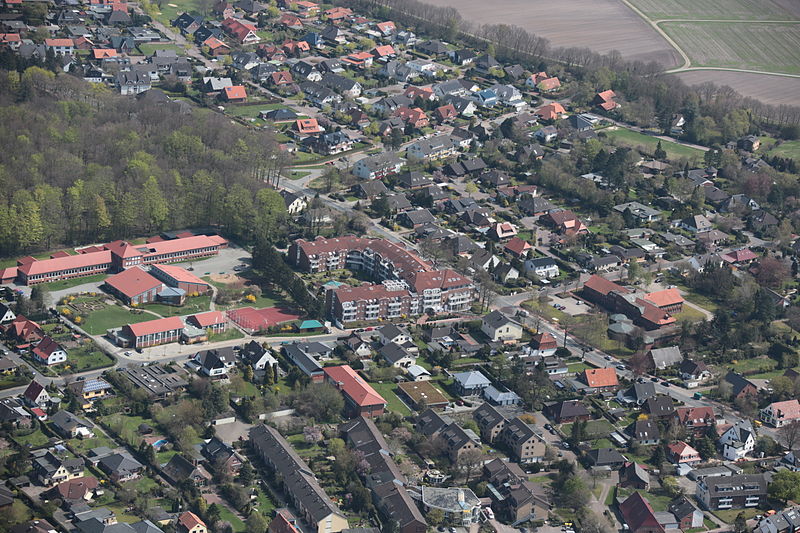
[627,0,799,21]
[661,21,800,75]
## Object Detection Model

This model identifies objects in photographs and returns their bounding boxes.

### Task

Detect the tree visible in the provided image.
[238,462,255,486]
[456,448,484,482]
[769,470,800,503]
[290,383,344,423]
[303,425,323,444]
[140,176,169,232]
[465,182,478,198]
[427,508,444,526]
[206,503,222,525]
[778,420,800,450]
[755,256,790,289]
[734,512,748,533]
[650,444,666,468]
[654,140,667,161]
[245,513,268,533]
[661,476,684,498]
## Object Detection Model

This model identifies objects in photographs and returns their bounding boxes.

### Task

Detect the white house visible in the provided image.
[194,348,235,378]
[377,324,413,346]
[280,190,308,215]
[32,337,67,366]
[761,400,800,428]
[481,310,523,343]
[524,257,559,279]
[0,302,15,323]
[719,421,755,460]
[379,342,416,368]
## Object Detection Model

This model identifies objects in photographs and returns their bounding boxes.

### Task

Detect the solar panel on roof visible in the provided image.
[82,379,111,393]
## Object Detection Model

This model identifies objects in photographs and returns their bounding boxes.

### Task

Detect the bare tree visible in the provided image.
[457,448,485,483]
[778,420,800,450]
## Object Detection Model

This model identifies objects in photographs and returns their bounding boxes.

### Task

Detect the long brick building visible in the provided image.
[289,236,474,324]
[14,234,227,285]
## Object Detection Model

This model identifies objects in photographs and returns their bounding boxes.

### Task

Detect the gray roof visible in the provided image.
[420,486,480,512]
[483,385,521,404]
[379,342,412,364]
[99,452,143,476]
[250,424,346,524]
[587,447,626,466]
[453,370,491,388]
[51,410,94,433]
[416,408,453,437]
[648,346,682,369]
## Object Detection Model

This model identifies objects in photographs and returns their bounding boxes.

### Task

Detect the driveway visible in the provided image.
[214,419,254,444]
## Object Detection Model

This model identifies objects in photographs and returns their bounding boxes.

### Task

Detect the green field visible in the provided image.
[368,381,412,416]
[662,22,800,74]
[628,0,798,20]
[142,295,212,317]
[769,139,800,160]
[41,273,108,291]
[601,127,704,160]
[81,305,154,335]
[137,43,186,56]
[148,0,203,28]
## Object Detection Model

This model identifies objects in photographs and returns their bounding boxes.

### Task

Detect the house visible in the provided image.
[396,381,449,411]
[115,70,151,95]
[453,370,492,396]
[628,419,660,445]
[679,214,713,233]
[619,492,664,533]
[221,17,259,45]
[722,248,759,267]
[500,417,545,463]
[646,346,682,370]
[32,337,68,366]
[397,208,436,228]
[379,343,415,368]
[581,368,619,391]
[98,452,143,482]
[52,475,99,504]
[484,385,522,407]
[483,459,550,525]
[524,257,559,279]
[594,90,619,111]
[51,410,95,439]
[537,77,561,93]
[586,447,626,468]
[619,462,650,490]
[761,399,800,428]
[308,131,353,155]
[23,380,51,407]
[0,302,15,323]
[724,372,758,399]
[614,202,662,223]
[667,441,701,465]
[535,103,566,121]
[67,378,113,407]
[645,289,684,314]
[34,451,85,486]
[223,85,247,102]
[353,153,404,180]
[644,396,675,419]
[250,424,349,533]
[481,311,523,343]
[323,365,386,418]
[162,454,212,487]
[669,496,704,531]
[177,511,208,533]
[488,222,518,241]
[696,473,768,510]
[674,406,715,436]
[719,420,755,460]
[45,38,75,55]
[540,210,588,236]
[320,73,361,97]
[406,135,458,161]
[543,400,590,424]
[193,347,235,378]
[473,402,507,443]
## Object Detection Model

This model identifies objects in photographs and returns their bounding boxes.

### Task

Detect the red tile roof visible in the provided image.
[270,71,293,85]
[178,511,206,530]
[295,118,321,135]
[675,406,715,426]
[620,492,663,533]
[582,367,618,388]
[372,44,396,57]
[769,399,800,420]
[56,476,98,500]
[8,315,43,342]
[411,269,470,292]
[224,85,247,100]
[667,440,698,459]
[435,103,457,120]
[190,311,226,328]
[637,298,676,327]
[150,264,208,286]
[583,275,630,296]
[504,237,532,256]
[0,266,17,280]
[45,38,74,47]
[125,316,184,337]
[324,365,386,407]
[645,288,683,308]
[535,102,566,120]
[723,248,758,263]
[537,77,561,91]
[105,267,162,299]
[597,90,617,102]
[376,21,395,33]
[108,235,226,260]
[18,250,111,276]
[33,336,63,362]
[221,17,257,43]
[92,48,117,59]
[530,332,557,350]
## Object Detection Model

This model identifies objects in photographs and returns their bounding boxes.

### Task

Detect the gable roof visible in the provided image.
[620,492,663,533]
[323,365,385,407]
[582,367,618,388]
[105,267,163,299]
[645,288,684,308]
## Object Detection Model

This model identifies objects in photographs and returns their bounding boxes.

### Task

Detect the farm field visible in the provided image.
[627,0,798,20]
[661,21,800,74]
[423,0,681,66]
[675,70,800,106]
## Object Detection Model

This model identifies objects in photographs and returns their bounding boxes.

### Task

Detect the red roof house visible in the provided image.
[675,406,715,435]
[203,37,231,56]
[279,13,303,29]
[221,18,260,45]
[722,248,758,265]
[535,102,566,121]
[595,90,619,111]
[394,106,429,129]
[537,76,561,92]
[6,315,44,344]
[32,336,68,366]
[104,267,163,305]
[581,367,619,390]
[295,118,323,136]
[667,441,701,464]
[323,365,386,418]
[92,48,117,59]
[619,492,664,533]
[541,209,588,235]
[324,6,352,21]
[270,71,294,86]
[761,399,800,428]
[371,44,396,59]
[504,237,532,258]
[177,511,207,533]
[435,103,457,122]
[187,311,227,333]
[644,288,684,313]
[223,85,247,102]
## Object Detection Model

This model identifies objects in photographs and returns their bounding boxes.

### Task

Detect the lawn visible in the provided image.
[209,328,245,342]
[661,21,800,75]
[368,381,412,416]
[217,504,247,532]
[148,0,202,27]
[769,140,800,161]
[68,433,118,454]
[13,427,50,448]
[713,507,761,524]
[123,475,160,494]
[81,305,154,335]
[60,344,115,375]
[287,170,312,180]
[674,304,706,323]
[522,298,571,323]
[723,356,777,374]
[567,362,591,373]
[41,273,108,291]
[137,43,186,56]
[104,502,141,523]
[226,103,288,118]
[142,295,212,317]
[0,372,30,390]
[601,127,704,161]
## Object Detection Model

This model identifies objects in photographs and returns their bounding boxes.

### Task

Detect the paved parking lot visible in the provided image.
[549,293,589,316]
